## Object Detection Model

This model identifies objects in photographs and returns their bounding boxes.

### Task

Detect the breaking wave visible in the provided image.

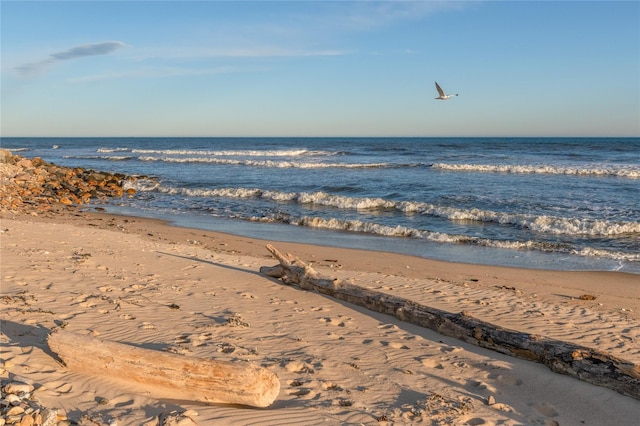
[151,185,640,237]
[98,147,336,157]
[138,156,395,169]
[97,147,131,153]
[431,163,640,179]
[65,155,134,161]
[248,214,639,262]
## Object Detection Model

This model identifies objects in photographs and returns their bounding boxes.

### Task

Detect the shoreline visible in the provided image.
[96,202,640,275]
[2,206,639,424]
[11,206,640,320]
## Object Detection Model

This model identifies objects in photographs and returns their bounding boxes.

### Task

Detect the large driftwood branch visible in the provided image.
[47,330,280,408]
[260,244,640,400]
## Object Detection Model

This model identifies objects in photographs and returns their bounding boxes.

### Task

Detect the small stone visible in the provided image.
[487,395,496,405]
[4,394,22,405]
[19,414,34,426]
[6,406,25,416]
[3,383,34,394]
[40,408,58,426]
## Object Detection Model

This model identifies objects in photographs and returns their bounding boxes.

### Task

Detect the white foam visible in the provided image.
[122,178,159,192]
[131,148,333,157]
[249,213,639,262]
[66,155,133,161]
[432,163,640,179]
[154,185,640,237]
[138,156,389,169]
[98,147,131,153]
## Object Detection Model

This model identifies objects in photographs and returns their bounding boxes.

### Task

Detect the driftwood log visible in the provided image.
[47,330,280,407]
[260,244,640,400]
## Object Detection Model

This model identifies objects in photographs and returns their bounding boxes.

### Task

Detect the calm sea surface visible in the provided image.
[3,137,639,273]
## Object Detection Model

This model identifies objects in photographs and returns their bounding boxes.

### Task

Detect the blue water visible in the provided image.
[2,137,639,273]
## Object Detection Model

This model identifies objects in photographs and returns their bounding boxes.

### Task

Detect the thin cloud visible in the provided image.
[132,46,349,61]
[69,65,256,83]
[16,41,128,77]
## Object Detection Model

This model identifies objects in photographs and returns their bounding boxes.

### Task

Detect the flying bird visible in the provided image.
[434,82,458,100]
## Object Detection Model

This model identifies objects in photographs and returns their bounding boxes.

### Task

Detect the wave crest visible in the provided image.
[152,185,640,237]
[138,156,390,169]
[249,214,639,262]
[432,163,640,179]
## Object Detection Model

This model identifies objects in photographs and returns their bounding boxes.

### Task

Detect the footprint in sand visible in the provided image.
[289,387,315,398]
[326,332,344,340]
[440,345,464,353]
[282,360,315,374]
[79,300,98,308]
[320,316,352,327]
[380,341,410,350]
[321,382,344,391]
[467,379,498,393]
[418,357,444,369]
[72,294,89,304]
[489,372,523,386]
[533,402,559,417]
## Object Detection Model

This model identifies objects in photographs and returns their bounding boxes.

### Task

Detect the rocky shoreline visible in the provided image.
[0,149,139,215]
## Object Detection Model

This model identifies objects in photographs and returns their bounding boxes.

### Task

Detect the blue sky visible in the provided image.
[2,1,639,137]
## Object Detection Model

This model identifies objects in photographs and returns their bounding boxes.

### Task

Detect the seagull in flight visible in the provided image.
[434,82,458,100]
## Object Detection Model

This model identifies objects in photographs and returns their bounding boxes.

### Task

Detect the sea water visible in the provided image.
[3,137,639,273]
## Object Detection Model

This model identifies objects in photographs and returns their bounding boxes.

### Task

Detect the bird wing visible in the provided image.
[435,82,445,97]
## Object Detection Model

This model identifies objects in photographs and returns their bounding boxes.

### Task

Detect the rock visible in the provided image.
[0,149,13,162]
[1,151,147,214]
[40,408,58,426]
[18,414,34,426]
[1,378,61,426]
[5,406,25,416]
[3,382,34,395]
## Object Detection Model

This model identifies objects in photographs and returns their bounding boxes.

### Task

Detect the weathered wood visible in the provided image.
[260,244,640,400]
[47,330,280,407]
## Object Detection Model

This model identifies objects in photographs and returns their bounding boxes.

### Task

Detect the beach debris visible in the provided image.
[261,243,640,401]
[157,409,198,426]
[578,294,597,301]
[47,329,280,408]
[225,313,250,328]
[0,149,147,214]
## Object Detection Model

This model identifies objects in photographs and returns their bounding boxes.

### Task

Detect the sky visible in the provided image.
[1,1,639,137]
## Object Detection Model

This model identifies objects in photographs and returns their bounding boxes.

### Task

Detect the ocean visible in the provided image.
[2,137,639,273]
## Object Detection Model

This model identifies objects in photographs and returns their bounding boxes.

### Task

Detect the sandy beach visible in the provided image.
[1,205,639,425]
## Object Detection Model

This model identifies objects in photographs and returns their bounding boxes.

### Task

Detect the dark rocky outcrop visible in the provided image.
[0,149,140,214]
